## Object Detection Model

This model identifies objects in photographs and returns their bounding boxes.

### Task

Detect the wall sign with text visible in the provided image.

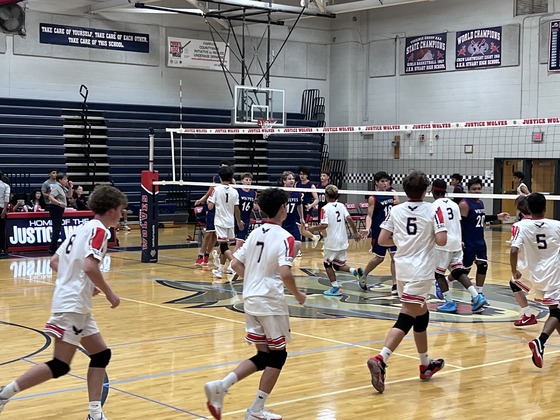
[40,23,149,53]
[455,27,501,69]
[405,33,447,74]
[168,37,230,70]
[549,20,560,72]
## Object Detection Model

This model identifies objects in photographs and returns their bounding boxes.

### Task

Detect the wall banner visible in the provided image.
[405,33,447,74]
[168,37,230,70]
[455,26,501,69]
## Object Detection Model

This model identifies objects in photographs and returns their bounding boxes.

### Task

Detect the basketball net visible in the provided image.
[257,118,278,139]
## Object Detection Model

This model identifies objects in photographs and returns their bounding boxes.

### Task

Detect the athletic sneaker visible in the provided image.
[419,358,445,380]
[354,268,367,291]
[122,223,131,231]
[311,234,320,249]
[212,249,220,267]
[529,338,544,368]
[202,255,209,267]
[324,286,342,296]
[195,256,203,268]
[391,284,398,296]
[226,267,235,275]
[205,380,226,419]
[367,355,386,393]
[514,314,537,327]
[0,386,8,413]
[437,301,458,313]
[212,269,223,279]
[471,293,488,312]
[86,414,108,420]
[434,280,443,300]
[296,250,302,258]
[245,409,282,420]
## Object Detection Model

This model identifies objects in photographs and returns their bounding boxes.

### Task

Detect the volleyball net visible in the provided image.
[139,117,560,262]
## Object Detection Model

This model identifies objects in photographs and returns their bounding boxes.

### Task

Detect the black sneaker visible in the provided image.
[529,339,544,368]
[419,358,445,380]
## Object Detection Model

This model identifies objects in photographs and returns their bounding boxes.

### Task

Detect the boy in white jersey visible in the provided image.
[0,186,127,420]
[430,179,487,313]
[208,166,243,279]
[511,193,560,368]
[204,188,306,420]
[367,171,447,393]
[308,185,363,296]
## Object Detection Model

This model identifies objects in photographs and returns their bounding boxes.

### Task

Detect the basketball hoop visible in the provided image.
[257,118,278,139]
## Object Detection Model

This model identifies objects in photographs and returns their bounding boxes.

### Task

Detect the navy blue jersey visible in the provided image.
[461,197,486,246]
[296,180,315,206]
[238,188,257,222]
[317,182,329,213]
[370,195,395,237]
[282,191,302,229]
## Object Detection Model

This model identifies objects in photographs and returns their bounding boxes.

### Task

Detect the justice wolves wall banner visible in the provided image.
[405,33,447,74]
[168,37,230,70]
[455,27,501,69]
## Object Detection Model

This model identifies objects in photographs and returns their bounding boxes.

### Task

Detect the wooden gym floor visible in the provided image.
[0,224,557,419]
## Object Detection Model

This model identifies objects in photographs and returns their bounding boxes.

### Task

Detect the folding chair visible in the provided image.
[192,205,206,243]
[344,202,366,231]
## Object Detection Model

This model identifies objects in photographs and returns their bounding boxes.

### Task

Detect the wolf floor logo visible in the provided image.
[157,271,547,323]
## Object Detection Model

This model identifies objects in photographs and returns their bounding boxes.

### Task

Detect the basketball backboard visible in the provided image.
[233,85,285,126]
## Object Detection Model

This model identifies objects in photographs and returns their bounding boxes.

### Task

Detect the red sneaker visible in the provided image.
[419,358,445,380]
[195,256,203,268]
[202,255,209,267]
[514,314,537,327]
[367,355,386,393]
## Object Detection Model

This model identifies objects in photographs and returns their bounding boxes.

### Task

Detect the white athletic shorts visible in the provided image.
[215,225,235,242]
[45,312,100,347]
[435,249,464,275]
[244,314,291,350]
[530,288,560,306]
[397,279,432,305]
[323,249,347,266]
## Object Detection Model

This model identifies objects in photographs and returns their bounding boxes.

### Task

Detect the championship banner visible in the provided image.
[140,170,159,263]
[167,37,230,70]
[549,20,560,72]
[455,26,501,69]
[40,23,149,53]
[405,33,447,74]
[6,211,117,252]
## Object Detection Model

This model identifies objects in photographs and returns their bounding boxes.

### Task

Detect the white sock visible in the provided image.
[0,381,20,399]
[88,401,103,419]
[331,281,339,288]
[219,264,224,271]
[379,347,392,363]
[419,352,430,366]
[521,306,531,316]
[467,285,478,299]
[349,267,357,275]
[250,390,269,412]
[443,290,453,302]
[476,286,483,294]
[222,372,238,390]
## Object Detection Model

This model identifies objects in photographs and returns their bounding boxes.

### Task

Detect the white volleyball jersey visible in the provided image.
[233,222,295,316]
[320,201,351,251]
[511,218,560,291]
[380,200,447,281]
[209,184,239,228]
[511,219,528,270]
[432,198,462,252]
[51,219,109,314]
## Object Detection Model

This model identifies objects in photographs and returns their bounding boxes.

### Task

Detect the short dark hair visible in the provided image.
[219,160,232,167]
[527,192,546,214]
[403,171,430,199]
[298,166,310,177]
[451,173,463,182]
[513,171,525,180]
[467,177,483,190]
[257,188,288,218]
[515,195,530,216]
[88,185,128,215]
[241,172,253,180]
[48,168,58,174]
[218,166,234,182]
[56,173,67,182]
[321,170,330,177]
[374,171,390,182]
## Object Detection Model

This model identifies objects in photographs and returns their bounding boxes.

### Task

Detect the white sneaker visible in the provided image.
[122,223,131,231]
[296,250,302,258]
[205,380,226,420]
[212,249,220,267]
[0,386,8,413]
[212,269,223,279]
[226,267,235,275]
[245,409,282,420]
[86,414,108,420]
[311,234,320,248]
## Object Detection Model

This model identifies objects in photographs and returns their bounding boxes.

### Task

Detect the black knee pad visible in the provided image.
[413,311,430,333]
[267,349,288,370]
[333,264,342,272]
[323,261,333,270]
[89,348,112,369]
[509,280,522,293]
[249,351,269,371]
[46,358,70,378]
[451,268,467,279]
[219,242,229,254]
[477,262,488,276]
[550,307,560,322]
[393,312,415,335]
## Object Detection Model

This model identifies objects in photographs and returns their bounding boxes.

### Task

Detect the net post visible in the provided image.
[140,170,159,263]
